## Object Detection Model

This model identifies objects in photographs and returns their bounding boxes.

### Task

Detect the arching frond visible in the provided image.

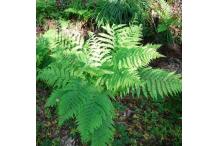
[139,67,182,99]
[112,45,162,69]
[45,79,115,146]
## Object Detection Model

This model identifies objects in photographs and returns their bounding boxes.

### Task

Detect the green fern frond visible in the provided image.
[94,0,143,26]
[91,118,115,146]
[60,28,85,51]
[89,24,153,70]
[113,25,143,48]
[45,78,115,145]
[58,90,81,125]
[36,36,51,69]
[42,29,59,51]
[45,88,64,107]
[101,24,143,49]
[112,44,162,69]
[77,91,114,142]
[156,0,172,19]
[139,67,182,99]
[97,68,141,96]
[65,7,94,20]
[37,63,72,88]
[87,33,112,67]
[42,25,85,54]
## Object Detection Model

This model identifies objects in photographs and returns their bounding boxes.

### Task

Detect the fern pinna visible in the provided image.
[37,24,182,146]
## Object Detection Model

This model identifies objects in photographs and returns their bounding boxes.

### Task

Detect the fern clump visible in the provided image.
[64,0,146,26]
[37,24,182,146]
[144,0,182,44]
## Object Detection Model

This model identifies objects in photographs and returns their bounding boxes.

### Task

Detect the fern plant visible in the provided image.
[64,0,147,27]
[36,0,59,26]
[146,0,181,44]
[37,24,182,146]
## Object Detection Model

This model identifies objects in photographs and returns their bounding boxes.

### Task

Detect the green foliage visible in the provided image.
[64,0,147,26]
[112,124,131,146]
[146,0,182,44]
[139,67,182,99]
[36,0,74,26]
[112,96,181,146]
[64,0,95,21]
[37,0,181,45]
[36,37,52,70]
[37,24,181,146]
[37,0,182,145]
[94,0,145,27]
[155,0,180,44]
[142,95,182,145]
[37,37,48,67]
[36,0,58,25]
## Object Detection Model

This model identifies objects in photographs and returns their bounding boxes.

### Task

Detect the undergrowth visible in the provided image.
[37,22,181,146]
[37,0,182,45]
[36,0,182,145]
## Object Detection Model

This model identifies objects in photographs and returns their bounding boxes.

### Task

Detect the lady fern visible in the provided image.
[37,24,182,146]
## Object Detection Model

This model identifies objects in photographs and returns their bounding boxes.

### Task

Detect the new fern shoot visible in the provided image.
[37,24,182,146]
